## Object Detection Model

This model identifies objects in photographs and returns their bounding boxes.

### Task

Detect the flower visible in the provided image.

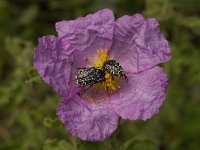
[34,9,171,141]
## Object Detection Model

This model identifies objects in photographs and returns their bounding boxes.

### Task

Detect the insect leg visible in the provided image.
[124,74,128,81]
[83,84,93,92]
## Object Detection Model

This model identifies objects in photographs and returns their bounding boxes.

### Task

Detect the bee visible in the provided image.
[75,67,105,86]
[102,60,127,80]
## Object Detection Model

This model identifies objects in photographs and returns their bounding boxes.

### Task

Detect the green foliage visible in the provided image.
[0,0,200,150]
[123,138,158,150]
[44,117,63,128]
[43,139,75,150]
[26,67,42,84]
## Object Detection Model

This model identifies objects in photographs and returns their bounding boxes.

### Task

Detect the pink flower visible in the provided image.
[34,9,171,141]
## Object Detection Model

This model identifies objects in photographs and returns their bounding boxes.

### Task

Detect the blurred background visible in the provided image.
[0,0,200,150]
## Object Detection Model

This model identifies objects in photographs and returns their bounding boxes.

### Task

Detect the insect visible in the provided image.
[75,60,127,92]
[75,67,105,86]
[102,60,127,80]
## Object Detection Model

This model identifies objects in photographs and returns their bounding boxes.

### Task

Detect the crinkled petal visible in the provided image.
[110,14,171,73]
[56,96,119,141]
[56,9,115,57]
[34,35,58,83]
[34,35,87,98]
[111,67,168,120]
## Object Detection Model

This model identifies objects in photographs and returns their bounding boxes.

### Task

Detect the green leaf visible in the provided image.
[27,67,39,77]
[44,117,53,128]
[25,76,42,84]
[44,117,63,128]
[25,67,42,84]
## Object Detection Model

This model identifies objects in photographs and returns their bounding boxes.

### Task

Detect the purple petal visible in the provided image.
[111,67,168,120]
[110,13,171,73]
[34,36,58,83]
[55,9,115,57]
[34,36,87,98]
[56,96,119,141]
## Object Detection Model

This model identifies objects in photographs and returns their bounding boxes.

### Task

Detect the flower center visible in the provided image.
[90,49,120,93]
[83,49,120,102]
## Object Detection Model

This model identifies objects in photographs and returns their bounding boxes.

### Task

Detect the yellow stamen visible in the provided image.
[82,94,110,103]
[102,73,120,93]
[94,49,108,69]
